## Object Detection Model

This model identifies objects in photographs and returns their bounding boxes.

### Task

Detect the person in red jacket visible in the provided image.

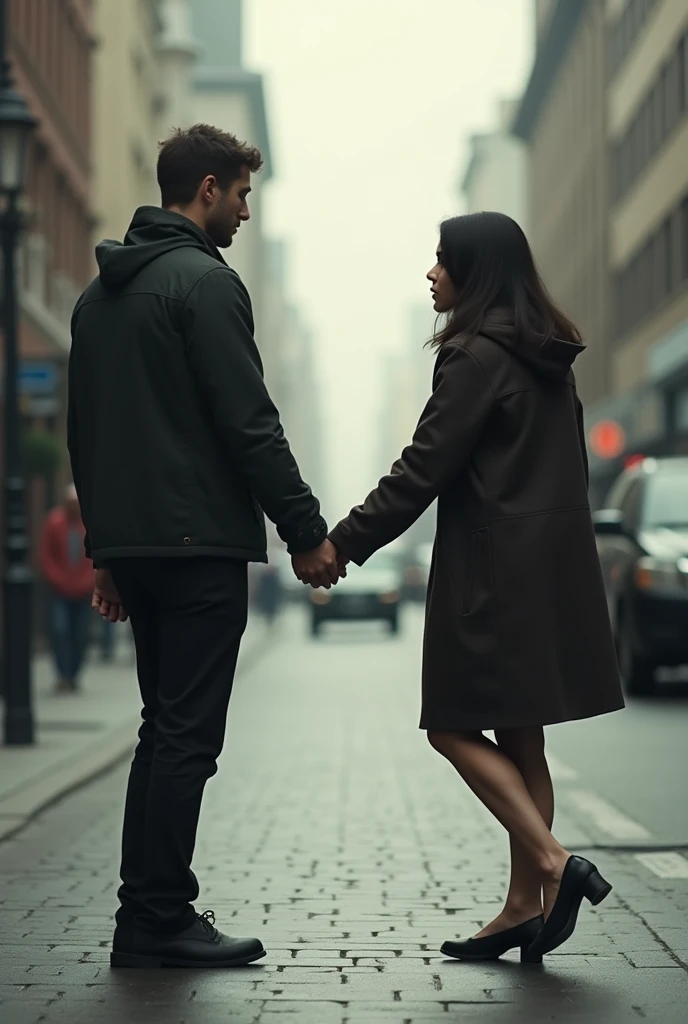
[39,484,94,693]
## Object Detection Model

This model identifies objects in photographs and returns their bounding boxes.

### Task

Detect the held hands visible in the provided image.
[292,539,350,590]
[92,568,129,623]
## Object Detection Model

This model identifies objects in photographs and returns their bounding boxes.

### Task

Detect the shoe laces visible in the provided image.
[197,909,217,935]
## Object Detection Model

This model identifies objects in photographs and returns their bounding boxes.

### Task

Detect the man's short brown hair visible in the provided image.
[157,124,263,207]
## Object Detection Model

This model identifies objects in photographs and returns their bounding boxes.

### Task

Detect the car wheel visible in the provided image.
[388,613,399,635]
[310,618,322,639]
[618,614,655,696]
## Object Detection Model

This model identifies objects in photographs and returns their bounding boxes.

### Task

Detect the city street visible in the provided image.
[1,605,687,1024]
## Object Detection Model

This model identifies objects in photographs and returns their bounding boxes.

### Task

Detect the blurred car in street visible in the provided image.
[402,560,426,603]
[401,541,434,602]
[309,550,403,637]
[270,546,306,604]
[593,456,688,696]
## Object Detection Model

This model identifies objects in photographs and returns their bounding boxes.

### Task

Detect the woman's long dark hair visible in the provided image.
[429,212,581,349]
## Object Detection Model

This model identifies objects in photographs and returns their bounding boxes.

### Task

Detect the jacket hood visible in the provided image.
[95,206,225,291]
[480,309,586,382]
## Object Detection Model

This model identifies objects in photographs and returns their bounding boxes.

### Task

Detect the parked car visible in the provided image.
[267,546,308,604]
[593,456,688,695]
[309,550,403,637]
[402,542,434,602]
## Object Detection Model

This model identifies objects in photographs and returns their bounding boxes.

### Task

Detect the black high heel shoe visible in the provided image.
[441,915,544,963]
[527,855,612,959]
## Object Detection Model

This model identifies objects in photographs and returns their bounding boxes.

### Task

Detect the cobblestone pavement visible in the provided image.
[1,608,687,1023]
[0,613,269,842]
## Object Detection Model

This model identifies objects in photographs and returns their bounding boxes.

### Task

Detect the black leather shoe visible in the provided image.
[527,856,612,959]
[441,915,544,963]
[110,910,266,968]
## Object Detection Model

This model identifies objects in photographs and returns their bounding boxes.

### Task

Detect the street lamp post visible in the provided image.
[0,0,37,745]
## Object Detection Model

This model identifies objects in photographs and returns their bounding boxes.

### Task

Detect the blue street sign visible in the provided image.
[18,362,58,395]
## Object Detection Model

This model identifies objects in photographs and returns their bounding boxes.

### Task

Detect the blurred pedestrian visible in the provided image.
[39,484,93,694]
[68,124,344,969]
[256,564,284,626]
[99,617,115,662]
[328,212,624,964]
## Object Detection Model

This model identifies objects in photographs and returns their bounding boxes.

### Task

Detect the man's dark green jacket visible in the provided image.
[68,206,327,565]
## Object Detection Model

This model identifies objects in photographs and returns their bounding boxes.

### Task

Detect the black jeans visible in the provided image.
[108,557,248,934]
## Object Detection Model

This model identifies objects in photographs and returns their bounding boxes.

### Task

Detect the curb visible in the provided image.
[0,716,140,843]
[0,624,275,844]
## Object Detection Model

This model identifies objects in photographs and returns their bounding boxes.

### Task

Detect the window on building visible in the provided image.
[638,94,650,173]
[607,0,660,79]
[680,33,688,114]
[675,387,688,434]
[682,196,688,282]
[615,191,688,341]
[613,34,688,206]
[653,75,665,149]
[654,217,672,302]
[25,235,49,305]
[666,215,675,297]
[666,52,680,135]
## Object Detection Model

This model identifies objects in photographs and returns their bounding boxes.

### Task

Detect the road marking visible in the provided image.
[567,790,651,840]
[635,853,688,879]
[547,754,579,781]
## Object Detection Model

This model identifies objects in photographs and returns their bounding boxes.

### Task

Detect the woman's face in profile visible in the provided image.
[427,248,456,313]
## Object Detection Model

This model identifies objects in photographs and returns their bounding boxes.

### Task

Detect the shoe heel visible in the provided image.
[583,869,612,906]
[110,951,162,968]
[520,945,542,964]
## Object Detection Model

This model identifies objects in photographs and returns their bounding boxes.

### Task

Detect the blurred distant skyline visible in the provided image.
[247,0,533,517]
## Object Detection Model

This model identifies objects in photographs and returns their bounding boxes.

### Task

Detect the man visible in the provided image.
[39,484,93,694]
[68,124,342,969]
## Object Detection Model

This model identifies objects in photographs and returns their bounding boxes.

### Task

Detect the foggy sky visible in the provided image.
[247,0,533,519]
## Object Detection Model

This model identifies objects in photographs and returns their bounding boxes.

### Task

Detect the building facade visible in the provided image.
[462,99,529,231]
[515,0,688,504]
[5,0,95,636]
[606,0,688,464]
[190,0,272,349]
[157,0,198,135]
[378,304,436,552]
[92,0,163,247]
[10,0,93,360]
[514,0,611,415]
[264,240,324,508]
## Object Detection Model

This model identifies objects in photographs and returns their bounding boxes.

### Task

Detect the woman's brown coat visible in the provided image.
[329,326,624,731]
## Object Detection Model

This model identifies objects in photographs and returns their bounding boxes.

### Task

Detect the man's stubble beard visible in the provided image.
[206,202,235,249]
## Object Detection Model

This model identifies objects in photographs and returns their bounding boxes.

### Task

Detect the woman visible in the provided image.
[328,212,624,963]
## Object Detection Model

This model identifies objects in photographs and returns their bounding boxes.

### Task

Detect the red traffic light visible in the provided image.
[589,420,626,459]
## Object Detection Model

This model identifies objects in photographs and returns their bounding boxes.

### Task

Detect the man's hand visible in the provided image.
[93,568,128,623]
[292,539,345,589]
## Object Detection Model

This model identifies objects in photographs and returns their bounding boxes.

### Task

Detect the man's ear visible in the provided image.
[199,175,216,204]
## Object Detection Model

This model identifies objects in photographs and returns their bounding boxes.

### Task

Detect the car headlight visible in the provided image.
[634,556,688,592]
[378,591,400,604]
[311,590,331,605]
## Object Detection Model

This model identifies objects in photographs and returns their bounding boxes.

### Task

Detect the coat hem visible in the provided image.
[93,545,267,564]
[419,700,625,732]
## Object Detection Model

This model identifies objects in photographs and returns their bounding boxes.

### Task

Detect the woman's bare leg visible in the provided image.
[427,729,568,935]
[493,727,554,928]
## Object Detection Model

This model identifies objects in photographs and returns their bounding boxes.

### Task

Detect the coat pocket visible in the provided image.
[250,494,264,524]
[461,527,493,616]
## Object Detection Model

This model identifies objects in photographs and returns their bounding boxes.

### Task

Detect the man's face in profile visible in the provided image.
[207,166,252,249]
